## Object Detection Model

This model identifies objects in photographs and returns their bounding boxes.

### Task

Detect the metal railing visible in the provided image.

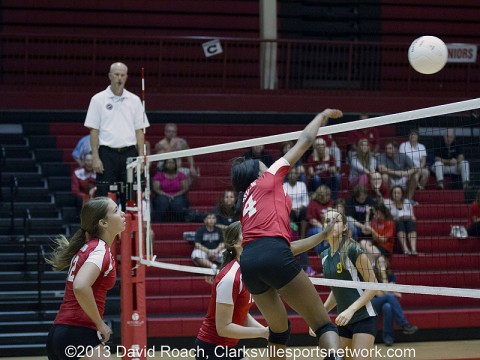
[23,208,31,272]
[36,244,46,317]
[0,33,479,96]
[9,175,18,240]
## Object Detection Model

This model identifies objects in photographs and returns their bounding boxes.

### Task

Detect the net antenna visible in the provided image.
[127,97,480,298]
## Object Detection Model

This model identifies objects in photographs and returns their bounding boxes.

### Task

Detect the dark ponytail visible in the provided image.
[220,221,242,269]
[231,157,259,193]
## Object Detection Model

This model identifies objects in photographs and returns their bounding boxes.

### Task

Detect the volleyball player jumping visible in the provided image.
[231,109,344,360]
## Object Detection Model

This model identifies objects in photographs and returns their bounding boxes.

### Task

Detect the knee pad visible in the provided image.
[268,320,291,345]
[315,322,338,341]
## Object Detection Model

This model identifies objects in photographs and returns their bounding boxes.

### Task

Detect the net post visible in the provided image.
[120,212,147,359]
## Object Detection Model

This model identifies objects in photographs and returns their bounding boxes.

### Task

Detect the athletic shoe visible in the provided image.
[402,324,418,335]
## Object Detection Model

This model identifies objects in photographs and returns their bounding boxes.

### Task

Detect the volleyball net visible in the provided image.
[117,98,480,356]
[125,98,480,299]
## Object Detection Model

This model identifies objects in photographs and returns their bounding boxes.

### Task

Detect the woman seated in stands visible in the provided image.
[384,186,418,255]
[306,185,334,254]
[152,158,190,222]
[212,190,239,231]
[349,139,383,198]
[467,189,480,238]
[306,138,340,200]
[360,201,396,265]
[371,256,418,346]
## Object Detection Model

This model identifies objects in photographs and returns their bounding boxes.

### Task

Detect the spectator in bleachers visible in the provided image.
[283,168,311,274]
[467,189,480,237]
[317,134,342,174]
[280,141,306,183]
[361,201,396,265]
[85,62,149,206]
[349,138,383,198]
[243,144,273,168]
[71,153,96,207]
[307,186,334,256]
[384,186,418,255]
[155,123,199,178]
[345,185,375,242]
[72,134,91,167]
[372,256,418,346]
[212,190,239,231]
[432,128,470,190]
[332,198,353,239]
[307,137,340,199]
[378,141,419,203]
[284,168,309,239]
[191,213,225,271]
[399,129,429,190]
[152,158,190,222]
[346,113,380,161]
[306,185,333,237]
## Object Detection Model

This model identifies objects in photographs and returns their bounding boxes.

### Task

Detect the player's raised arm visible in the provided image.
[283,109,342,167]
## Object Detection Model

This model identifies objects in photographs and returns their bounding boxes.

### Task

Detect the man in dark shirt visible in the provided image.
[432,128,470,189]
[243,145,273,167]
[191,213,225,270]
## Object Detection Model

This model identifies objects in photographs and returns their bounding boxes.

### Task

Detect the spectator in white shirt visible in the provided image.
[283,168,313,274]
[399,129,429,190]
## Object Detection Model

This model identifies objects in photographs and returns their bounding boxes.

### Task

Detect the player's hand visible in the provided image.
[321,109,343,120]
[96,322,112,343]
[335,308,354,327]
[320,217,336,239]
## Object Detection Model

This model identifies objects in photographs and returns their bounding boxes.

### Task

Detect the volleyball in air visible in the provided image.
[408,36,448,74]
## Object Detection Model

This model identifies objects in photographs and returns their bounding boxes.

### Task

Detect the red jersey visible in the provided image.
[71,167,96,197]
[197,260,254,346]
[347,128,380,148]
[469,201,480,228]
[306,199,334,223]
[54,238,116,329]
[371,219,395,254]
[241,158,292,245]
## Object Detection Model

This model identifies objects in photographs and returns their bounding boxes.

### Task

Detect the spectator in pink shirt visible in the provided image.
[467,190,480,237]
[152,158,190,222]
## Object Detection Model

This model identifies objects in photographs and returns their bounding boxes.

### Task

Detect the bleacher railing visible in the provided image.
[0,33,478,96]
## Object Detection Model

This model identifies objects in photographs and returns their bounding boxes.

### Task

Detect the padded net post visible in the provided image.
[120,213,147,359]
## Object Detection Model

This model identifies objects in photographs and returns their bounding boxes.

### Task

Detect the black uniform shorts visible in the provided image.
[240,236,301,295]
[338,316,378,339]
[46,324,102,360]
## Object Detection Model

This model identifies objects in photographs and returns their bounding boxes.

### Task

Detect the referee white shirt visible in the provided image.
[84,86,149,148]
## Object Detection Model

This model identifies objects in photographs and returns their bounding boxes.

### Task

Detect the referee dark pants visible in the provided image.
[96,145,138,208]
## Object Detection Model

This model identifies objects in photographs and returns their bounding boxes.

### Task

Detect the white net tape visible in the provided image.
[127,97,480,299]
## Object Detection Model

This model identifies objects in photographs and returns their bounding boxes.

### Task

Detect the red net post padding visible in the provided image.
[120,213,147,359]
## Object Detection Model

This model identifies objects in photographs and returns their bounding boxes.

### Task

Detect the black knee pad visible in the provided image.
[268,320,291,345]
[314,322,338,341]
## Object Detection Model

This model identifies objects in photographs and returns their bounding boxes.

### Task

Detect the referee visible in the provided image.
[85,62,149,207]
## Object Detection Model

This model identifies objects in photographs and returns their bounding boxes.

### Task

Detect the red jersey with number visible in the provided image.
[197,259,254,346]
[54,238,116,329]
[241,158,292,245]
